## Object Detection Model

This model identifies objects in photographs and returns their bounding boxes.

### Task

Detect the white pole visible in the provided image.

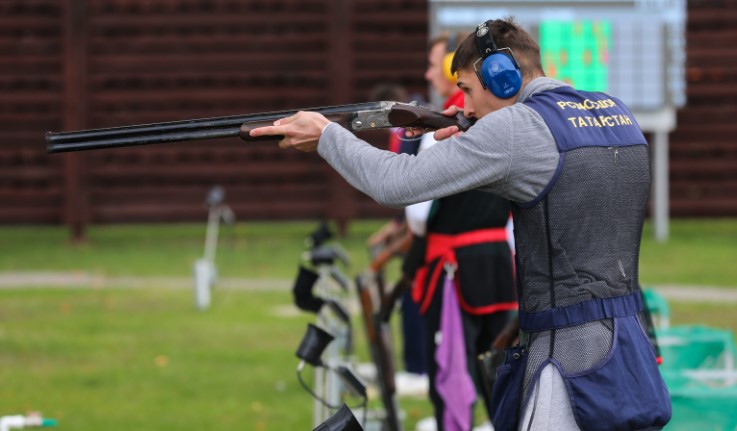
[194,258,212,310]
[203,205,222,264]
[653,130,669,242]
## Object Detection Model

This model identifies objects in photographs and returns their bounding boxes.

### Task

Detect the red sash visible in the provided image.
[412,227,518,315]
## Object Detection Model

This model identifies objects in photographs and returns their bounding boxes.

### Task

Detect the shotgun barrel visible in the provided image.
[46,101,471,154]
[45,102,382,153]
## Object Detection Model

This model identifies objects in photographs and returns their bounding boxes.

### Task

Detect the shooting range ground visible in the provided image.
[0,219,735,430]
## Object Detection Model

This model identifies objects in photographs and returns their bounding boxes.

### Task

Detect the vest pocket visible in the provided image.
[491,345,527,431]
[562,315,671,431]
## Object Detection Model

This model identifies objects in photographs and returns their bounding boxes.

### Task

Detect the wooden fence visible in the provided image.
[1,0,735,238]
[671,0,737,216]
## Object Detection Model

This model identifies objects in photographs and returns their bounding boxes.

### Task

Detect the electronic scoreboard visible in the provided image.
[429,0,686,111]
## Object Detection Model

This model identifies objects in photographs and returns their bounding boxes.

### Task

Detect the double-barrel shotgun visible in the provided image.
[45,101,472,153]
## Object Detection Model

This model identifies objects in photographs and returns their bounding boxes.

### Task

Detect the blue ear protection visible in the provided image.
[474,20,522,99]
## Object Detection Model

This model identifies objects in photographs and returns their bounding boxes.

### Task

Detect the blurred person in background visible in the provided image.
[405,32,517,431]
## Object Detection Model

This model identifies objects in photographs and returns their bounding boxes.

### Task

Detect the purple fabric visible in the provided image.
[435,273,477,431]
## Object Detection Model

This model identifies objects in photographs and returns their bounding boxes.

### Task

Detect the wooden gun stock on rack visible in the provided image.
[355,272,402,431]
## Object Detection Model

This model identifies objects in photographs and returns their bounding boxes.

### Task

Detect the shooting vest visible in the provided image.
[491,87,671,431]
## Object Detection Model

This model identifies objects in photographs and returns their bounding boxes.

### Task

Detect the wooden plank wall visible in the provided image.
[1,0,735,230]
[0,0,428,229]
[81,0,338,225]
[671,0,737,216]
[0,1,64,224]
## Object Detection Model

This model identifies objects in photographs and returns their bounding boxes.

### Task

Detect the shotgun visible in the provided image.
[45,101,471,153]
[377,275,412,324]
[354,272,402,431]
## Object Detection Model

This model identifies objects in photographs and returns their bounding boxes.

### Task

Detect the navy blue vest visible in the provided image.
[516,86,649,324]
[489,86,671,431]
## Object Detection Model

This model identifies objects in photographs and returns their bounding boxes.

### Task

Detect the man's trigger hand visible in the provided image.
[432,105,468,141]
[442,105,463,117]
[433,125,460,141]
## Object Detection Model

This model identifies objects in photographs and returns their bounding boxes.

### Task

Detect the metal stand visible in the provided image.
[193,186,235,310]
[293,223,365,428]
[309,253,353,428]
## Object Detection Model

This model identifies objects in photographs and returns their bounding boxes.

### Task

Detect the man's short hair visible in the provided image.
[450,17,544,82]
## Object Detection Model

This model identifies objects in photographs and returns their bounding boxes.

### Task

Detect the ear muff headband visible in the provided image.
[442,53,456,82]
[442,33,458,83]
[474,20,522,99]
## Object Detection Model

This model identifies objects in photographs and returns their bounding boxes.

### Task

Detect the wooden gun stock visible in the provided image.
[354,273,402,431]
[378,275,412,324]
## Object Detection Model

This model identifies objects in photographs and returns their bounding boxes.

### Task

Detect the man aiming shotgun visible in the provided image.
[46,16,671,431]
[249,18,671,431]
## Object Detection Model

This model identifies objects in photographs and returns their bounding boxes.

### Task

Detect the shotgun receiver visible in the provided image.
[46,101,471,153]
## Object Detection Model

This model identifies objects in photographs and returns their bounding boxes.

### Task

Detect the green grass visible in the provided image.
[0,220,428,430]
[640,218,737,288]
[0,287,318,431]
[2,218,736,286]
[0,218,736,430]
[0,221,385,278]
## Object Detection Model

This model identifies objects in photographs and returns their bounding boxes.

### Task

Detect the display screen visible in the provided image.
[539,20,611,92]
[430,0,686,110]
